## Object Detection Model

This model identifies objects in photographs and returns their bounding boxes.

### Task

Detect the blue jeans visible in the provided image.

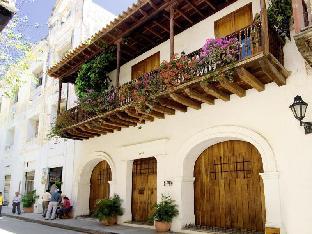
[12,202,21,214]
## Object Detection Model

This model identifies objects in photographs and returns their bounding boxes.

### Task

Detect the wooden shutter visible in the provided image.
[131,52,160,80]
[215,4,252,38]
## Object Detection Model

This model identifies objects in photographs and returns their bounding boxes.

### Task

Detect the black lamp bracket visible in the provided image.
[303,122,312,134]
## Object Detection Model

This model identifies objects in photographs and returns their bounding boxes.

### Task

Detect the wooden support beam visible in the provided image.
[219,79,246,97]
[125,108,154,122]
[185,0,204,17]
[67,129,90,139]
[153,20,170,33]
[99,119,124,130]
[163,13,183,29]
[260,0,269,55]
[176,9,193,24]
[105,118,130,128]
[200,82,230,101]
[203,0,216,11]
[147,104,175,115]
[73,128,97,138]
[87,123,114,133]
[112,115,137,127]
[169,93,201,110]
[144,27,163,39]
[170,5,175,59]
[184,88,215,105]
[116,112,141,124]
[78,126,101,137]
[63,131,87,140]
[136,108,165,119]
[259,58,286,86]
[236,67,265,92]
[159,99,187,112]
[116,39,122,87]
[57,80,62,115]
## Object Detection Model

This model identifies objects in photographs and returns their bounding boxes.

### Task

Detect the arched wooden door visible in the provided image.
[89,161,112,213]
[132,157,157,222]
[194,140,265,232]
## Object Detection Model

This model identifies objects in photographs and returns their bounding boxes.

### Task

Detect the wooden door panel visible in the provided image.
[89,161,112,213]
[132,157,157,222]
[131,52,160,80]
[194,140,265,232]
[215,3,252,38]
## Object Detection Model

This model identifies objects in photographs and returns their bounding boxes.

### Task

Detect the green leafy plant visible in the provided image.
[54,180,63,189]
[21,190,39,208]
[75,45,115,99]
[268,0,292,40]
[152,195,179,223]
[47,111,76,139]
[93,195,124,221]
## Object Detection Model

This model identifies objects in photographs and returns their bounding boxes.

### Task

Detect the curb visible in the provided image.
[2,213,116,234]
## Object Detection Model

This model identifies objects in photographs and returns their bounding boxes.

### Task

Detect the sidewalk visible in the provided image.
[1,206,176,234]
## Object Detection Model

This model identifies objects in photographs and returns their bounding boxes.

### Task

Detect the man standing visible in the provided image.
[12,192,21,215]
[45,190,62,220]
[0,192,3,217]
[42,190,51,218]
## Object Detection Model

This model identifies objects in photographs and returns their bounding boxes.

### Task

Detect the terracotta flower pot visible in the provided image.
[101,216,117,226]
[23,206,34,213]
[155,221,171,232]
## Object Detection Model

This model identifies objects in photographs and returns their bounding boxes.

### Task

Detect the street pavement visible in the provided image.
[0,216,84,234]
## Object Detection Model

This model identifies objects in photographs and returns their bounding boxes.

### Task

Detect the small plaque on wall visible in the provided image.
[265,227,280,234]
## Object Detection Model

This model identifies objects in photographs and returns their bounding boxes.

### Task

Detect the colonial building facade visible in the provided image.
[1,0,312,234]
[0,0,114,211]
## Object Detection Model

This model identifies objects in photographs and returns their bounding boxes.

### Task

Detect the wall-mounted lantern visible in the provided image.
[289,95,312,134]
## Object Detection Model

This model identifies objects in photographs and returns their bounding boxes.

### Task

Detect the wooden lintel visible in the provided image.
[169,93,201,110]
[149,104,175,115]
[219,79,246,97]
[236,67,265,92]
[200,82,230,101]
[159,99,187,112]
[259,58,286,86]
[184,88,215,105]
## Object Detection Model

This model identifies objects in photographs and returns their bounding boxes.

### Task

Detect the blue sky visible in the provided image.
[17,0,136,42]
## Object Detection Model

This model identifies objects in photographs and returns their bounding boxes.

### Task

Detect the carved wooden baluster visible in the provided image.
[238,30,242,60]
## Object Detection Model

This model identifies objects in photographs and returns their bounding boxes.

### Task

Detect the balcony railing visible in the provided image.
[56,22,288,140]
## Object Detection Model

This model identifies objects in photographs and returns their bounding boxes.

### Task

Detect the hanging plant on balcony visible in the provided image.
[75,45,116,112]
[268,0,292,41]
[199,37,240,83]
[132,71,163,111]
[47,111,77,139]
[159,53,197,89]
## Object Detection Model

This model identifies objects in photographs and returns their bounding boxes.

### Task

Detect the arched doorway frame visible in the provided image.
[178,125,282,231]
[75,151,116,216]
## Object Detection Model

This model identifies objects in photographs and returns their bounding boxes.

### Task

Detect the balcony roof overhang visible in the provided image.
[47,0,238,83]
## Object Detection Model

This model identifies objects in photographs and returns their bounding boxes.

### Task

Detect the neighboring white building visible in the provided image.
[0,0,114,210]
[45,0,312,234]
[1,0,312,234]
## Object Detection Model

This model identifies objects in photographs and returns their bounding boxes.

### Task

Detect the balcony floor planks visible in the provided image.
[60,53,289,140]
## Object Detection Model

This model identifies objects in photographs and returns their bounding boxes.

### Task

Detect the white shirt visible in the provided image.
[42,192,51,202]
[12,195,21,203]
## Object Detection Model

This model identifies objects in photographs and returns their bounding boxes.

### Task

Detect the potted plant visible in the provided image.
[21,190,39,213]
[93,194,123,226]
[152,195,179,232]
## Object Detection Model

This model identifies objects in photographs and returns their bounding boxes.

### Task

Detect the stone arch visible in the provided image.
[75,151,116,216]
[178,125,281,230]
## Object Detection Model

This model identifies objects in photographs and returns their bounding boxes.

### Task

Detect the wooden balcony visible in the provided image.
[295,26,312,67]
[56,23,289,140]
